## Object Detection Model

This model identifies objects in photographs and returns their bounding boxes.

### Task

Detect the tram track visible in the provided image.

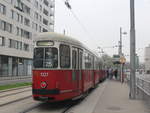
[0,95,32,107]
[0,86,31,93]
[20,98,84,113]
[0,89,31,98]
[0,87,32,108]
[20,103,44,113]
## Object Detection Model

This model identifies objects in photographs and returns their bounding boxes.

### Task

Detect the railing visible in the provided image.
[0,75,32,81]
[136,76,150,96]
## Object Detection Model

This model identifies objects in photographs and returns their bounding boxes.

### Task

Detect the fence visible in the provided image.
[136,76,150,96]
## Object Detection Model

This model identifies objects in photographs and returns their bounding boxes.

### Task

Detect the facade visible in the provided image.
[135,54,139,70]
[0,0,55,76]
[145,45,150,74]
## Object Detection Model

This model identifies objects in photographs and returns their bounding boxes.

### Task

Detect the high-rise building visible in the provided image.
[145,45,150,74]
[0,0,55,76]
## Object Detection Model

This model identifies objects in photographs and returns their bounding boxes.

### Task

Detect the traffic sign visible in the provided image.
[120,56,126,64]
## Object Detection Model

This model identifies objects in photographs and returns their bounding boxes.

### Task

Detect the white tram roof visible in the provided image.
[35,32,83,46]
[35,32,98,57]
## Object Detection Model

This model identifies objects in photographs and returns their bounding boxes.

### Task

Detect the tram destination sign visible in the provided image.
[37,40,54,46]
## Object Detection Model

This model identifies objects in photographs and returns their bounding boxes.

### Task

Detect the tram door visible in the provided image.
[78,49,83,92]
[72,48,79,91]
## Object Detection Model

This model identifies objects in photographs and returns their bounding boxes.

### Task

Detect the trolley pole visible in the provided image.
[130,0,136,99]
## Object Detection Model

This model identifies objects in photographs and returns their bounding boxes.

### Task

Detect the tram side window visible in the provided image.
[60,44,70,68]
[33,48,44,68]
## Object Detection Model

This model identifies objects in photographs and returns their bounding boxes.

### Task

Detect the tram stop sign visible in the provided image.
[120,56,126,64]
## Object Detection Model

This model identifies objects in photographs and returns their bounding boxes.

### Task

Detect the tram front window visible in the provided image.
[33,47,58,68]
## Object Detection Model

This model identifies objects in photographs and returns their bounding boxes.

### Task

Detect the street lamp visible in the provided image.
[119,27,127,56]
[119,27,127,83]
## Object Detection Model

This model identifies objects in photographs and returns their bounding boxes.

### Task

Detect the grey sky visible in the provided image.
[55,0,150,62]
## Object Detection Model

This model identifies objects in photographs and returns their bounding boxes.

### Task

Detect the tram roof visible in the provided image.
[35,32,98,57]
[35,32,83,46]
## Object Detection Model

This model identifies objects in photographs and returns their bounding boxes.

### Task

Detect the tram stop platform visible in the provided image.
[69,79,150,113]
[93,80,150,113]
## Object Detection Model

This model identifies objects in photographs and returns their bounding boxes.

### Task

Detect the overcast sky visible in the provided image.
[55,0,150,62]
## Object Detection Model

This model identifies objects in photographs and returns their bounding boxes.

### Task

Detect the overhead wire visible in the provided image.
[60,0,93,39]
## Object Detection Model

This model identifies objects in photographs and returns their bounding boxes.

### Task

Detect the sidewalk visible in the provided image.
[93,80,150,113]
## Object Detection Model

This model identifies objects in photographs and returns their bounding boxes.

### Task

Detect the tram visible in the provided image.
[32,32,106,102]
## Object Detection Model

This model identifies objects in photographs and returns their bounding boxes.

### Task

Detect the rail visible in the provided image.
[136,75,150,96]
[0,75,32,81]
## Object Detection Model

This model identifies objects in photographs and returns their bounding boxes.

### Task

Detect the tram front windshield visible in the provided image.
[33,47,58,68]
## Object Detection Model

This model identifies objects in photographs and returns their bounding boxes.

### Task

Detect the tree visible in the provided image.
[101,54,114,69]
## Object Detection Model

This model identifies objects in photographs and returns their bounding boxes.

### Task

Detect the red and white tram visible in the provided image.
[32,32,106,102]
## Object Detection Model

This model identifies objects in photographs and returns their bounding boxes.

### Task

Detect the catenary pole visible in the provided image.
[130,0,136,99]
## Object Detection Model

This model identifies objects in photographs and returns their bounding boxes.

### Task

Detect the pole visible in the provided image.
[119,27,123,82]
[120,27,122,55]
[130,0,136,99]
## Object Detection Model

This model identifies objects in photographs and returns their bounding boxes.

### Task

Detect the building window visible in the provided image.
[24,43,29,51]
[39,26,42,32]
[43,18,48,25]
[40,5,42,12]
[8,39,12,48]
[24,18,30,26]
[16,27,20,36]
[0,20,12,33]
[15,0,23,12]
[16,13,23,23]
[21,29,24,37]
[22,4,30,15]
[20,15,23,23]
[34,12,38,20]
[43,8,48,16]
[6,23,12,33]
[16,41,19,49]
[43,0,49,6]
[43,28,48,32]
[35,1,38,8]
[39,15,42,22]
[19,42,22,50]
[24,31,30,38]
[0,3,6,15]
[16,27,31,39]
[0,36,5,46]
[1,20,6,31]
[27,0,30,2]
[35,24,38,31]
[11,10,14,19]
[0,56,8,75]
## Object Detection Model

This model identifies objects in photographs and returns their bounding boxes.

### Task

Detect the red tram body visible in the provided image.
[32,32,106,102]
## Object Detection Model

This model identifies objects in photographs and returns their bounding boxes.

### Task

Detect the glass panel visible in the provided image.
[37,40,54,46]
[72,50,76,69]
[33,47,58,68]
[33,48,44,68]
[60,44,70,68]
[44,48,58,68]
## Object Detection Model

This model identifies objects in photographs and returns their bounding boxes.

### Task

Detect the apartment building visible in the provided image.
[145,45,150,74]
[0,0,55,76]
